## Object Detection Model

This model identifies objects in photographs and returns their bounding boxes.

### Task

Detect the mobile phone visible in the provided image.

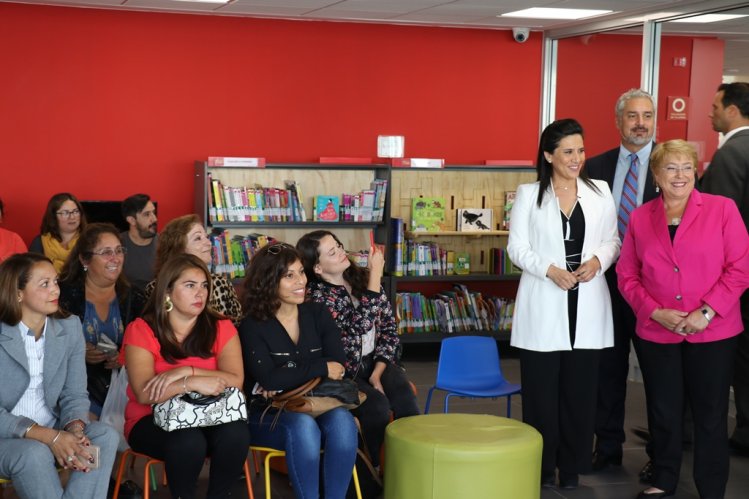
[79,445,100,469]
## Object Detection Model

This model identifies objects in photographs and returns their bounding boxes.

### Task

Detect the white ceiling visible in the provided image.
[5,0,749,75]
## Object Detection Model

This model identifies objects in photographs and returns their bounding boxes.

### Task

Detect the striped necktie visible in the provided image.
[618,153,639,240]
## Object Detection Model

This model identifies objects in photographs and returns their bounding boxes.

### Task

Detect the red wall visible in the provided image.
[0,3,543,244]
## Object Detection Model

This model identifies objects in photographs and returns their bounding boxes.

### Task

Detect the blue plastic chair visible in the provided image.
[424,336,521,416]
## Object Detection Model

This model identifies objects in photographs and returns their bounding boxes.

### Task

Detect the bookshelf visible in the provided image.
[193,161,391,276]
[389,165,536,344]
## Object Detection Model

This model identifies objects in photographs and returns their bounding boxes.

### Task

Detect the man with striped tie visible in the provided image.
[586,89,659,476]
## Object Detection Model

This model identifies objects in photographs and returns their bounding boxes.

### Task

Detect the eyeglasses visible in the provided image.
[56,209,81,218]
[91,246,127,258]
[663,165,694,175]
[267,242,295,255]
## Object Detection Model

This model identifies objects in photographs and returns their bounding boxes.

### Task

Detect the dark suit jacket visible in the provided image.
[700,129,749,230]
[585,146,659,304]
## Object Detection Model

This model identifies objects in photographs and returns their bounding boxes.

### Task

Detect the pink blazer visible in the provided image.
[617,190,749,344]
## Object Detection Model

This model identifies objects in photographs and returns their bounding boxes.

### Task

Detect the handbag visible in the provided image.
[268,377,366,421]
[153,387,248,432]
[100,367,130,451]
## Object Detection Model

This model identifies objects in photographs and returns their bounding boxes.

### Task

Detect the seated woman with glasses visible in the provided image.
[30,193,87,273]
[239,243,358,499]
[144,214,242,324]
[58,223,146,417]
[0,252,119,499]
[297,230,419,471]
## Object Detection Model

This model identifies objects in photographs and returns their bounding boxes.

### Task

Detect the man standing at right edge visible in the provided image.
[700,81,749,456]
[586,89,659,475]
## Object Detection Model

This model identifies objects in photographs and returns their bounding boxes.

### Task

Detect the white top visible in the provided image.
[12,319,56,428]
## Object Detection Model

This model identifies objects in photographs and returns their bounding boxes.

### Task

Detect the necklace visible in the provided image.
[670,217,681,225]
[552,182,573,191]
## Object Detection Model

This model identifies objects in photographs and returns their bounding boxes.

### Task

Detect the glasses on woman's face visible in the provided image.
[91,246,127,258]
[662,165,694,175]
[267,242,295,255]
[56,209,81,218]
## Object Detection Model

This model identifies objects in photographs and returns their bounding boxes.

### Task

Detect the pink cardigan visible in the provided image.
[617,190,749,344]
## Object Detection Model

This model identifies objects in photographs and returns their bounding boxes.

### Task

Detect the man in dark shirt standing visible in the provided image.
[700,81,749,455]
[586,89,659,474]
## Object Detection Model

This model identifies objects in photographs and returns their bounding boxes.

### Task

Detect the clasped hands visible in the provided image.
[652,308,710,336]
[547,257,601,291]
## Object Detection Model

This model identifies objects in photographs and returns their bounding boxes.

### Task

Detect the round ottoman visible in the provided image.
[384,414,542,499]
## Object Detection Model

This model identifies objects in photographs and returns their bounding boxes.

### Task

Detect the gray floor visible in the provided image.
[27,343,747,499]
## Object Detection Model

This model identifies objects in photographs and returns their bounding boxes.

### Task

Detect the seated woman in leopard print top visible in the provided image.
[144,214,242,324]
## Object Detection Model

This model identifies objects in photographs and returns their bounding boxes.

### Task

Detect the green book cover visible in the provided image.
[411,197,447,232]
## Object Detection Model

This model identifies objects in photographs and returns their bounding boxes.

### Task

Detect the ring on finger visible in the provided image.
[67,455,75,462]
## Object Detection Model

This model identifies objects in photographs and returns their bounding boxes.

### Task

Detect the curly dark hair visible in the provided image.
[296,230,368,298]
[242,243,301,321]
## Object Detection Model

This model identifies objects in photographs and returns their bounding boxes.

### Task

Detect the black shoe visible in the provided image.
[591,450,622,471]
[639,460,654,484]
[635,488,672,498]
[558,472,579,489]
[541,471,556,488]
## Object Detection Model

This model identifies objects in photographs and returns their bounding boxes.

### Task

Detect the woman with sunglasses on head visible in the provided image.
[0,253,118,499]
[123,253,249,499]
[58,223,146,417]
[144,214,242,324]
[239,243,358,499]
[29,193,87,273]
[297,230,419,471]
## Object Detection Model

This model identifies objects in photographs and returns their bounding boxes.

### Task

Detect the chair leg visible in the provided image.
[424,387,435,414]
[143,462,152,499]
[244,459,254,499]
[444,393,451,413]
[351,465,363,499]
[112,449,133,499]
[506,395,512,418]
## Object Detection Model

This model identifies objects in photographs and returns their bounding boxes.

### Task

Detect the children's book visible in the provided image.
[457,208,493,231]
[314,196,340,222]
[502,191,516,230]
[411,197,447,232]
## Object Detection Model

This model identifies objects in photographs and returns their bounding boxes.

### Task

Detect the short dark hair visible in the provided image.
[40,193,87,241]
[143,253,219,363]
[718,82,749,119]
[122,194,152,220]
[0,253,66,325]
[242,243,301,321]
[535,119,600,207]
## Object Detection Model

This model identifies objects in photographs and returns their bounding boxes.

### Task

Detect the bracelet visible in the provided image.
[23,422,37,438]
[182,375,190,394]
[50,430,62,447]
[701,308,713,324]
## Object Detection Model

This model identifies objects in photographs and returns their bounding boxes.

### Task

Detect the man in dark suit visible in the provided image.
[700,81,749,455]
[586,89,659,474]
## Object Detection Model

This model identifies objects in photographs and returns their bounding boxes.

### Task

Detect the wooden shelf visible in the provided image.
[399,330,511,344]
[209,221,383,229]
[391,273,520,282]
[406,230,509,238]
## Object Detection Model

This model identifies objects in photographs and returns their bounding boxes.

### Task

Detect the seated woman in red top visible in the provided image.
[121,254,249,499]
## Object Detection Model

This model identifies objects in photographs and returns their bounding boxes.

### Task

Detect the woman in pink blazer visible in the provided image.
[617,140,749,499]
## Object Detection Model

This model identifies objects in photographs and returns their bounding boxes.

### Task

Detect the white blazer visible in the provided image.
[508,179,620,351]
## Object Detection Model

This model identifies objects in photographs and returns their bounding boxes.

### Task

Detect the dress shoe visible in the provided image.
[639,460,654,484]
[558,471,579,489]
[591,450,622,471]
[635,488,673,498]
[540,471,556,488]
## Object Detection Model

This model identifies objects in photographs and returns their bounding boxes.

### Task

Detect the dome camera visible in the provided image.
[512,28,530,43]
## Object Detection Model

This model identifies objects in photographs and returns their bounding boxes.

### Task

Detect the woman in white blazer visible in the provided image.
[508,119,620,490]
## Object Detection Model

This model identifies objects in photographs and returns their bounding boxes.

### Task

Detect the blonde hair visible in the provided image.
[649,140,698,176]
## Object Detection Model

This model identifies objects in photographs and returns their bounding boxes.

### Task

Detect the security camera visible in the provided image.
[512,28,530,43]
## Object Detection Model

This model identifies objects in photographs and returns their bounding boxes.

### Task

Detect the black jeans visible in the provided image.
[350,356,419,466]
[128,416,250,499]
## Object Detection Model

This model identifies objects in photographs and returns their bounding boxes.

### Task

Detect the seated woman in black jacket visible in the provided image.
[239,243,358,499]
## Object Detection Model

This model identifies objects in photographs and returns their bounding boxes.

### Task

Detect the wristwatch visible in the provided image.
[701,308,712,324]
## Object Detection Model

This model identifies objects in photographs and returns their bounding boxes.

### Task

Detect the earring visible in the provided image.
[83,265,88,272]
[655,185,660,193]
[164,296,174,313]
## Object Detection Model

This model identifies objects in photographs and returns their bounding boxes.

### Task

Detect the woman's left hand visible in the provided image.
[143,367,191,400]
[674,309,710,335]
[575,256,601,283]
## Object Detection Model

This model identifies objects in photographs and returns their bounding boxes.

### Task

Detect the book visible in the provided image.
[391,158,445,168]
[456,208,493,231]
[314,196,340,222]
[454,252,470,275]
[411,197,447,232]
[502,191,516,230]
[208,157,266,168]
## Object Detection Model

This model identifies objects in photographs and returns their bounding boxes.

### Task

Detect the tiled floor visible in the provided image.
[14,343,746,498]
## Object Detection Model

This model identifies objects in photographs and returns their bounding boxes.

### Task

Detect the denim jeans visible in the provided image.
[249,406,358,499]
[0,421,118,499]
